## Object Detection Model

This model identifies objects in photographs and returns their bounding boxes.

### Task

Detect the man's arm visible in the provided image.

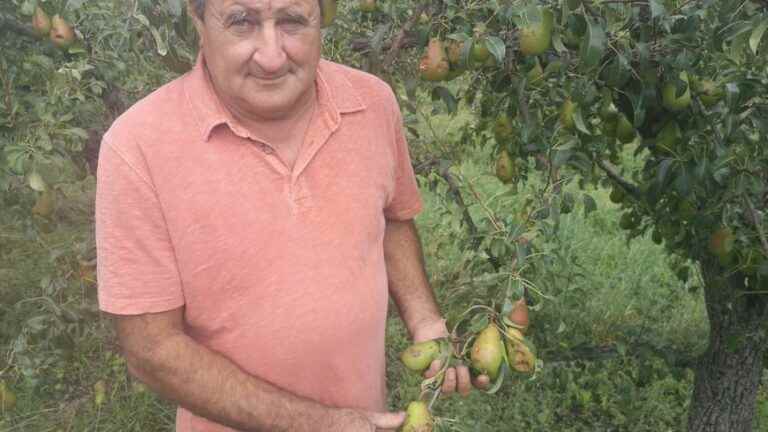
[115,308,404,432]
[383,219,445,342]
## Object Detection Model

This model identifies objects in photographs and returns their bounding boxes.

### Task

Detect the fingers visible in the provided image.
[423,359,442,379]
[441,366,457,395]
[365,410,406,430]
[473,373,491,390]
[455,364,472,396]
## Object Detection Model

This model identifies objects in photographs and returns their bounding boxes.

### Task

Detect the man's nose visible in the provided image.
[252,23,287,76]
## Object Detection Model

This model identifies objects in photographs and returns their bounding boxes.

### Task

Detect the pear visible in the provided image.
[32,6,52,39]
[709,227,735,260]
[495,150,517,185]
[560,99,577,130]
[50,15,75,50]
[662,71,692,111]
[526,59,545,88]
[696,79,724,108]
[0,381,16,411]
[358,0,376,13]
[616,114,636,144]
[400,340,440,373]
[505,333,537,373]
[507,298,529,332]
[320,0,337,27]
[493,115,514,142]
[470,324,504,380]
[32,189,56,218]
[401,401,433,432]
[446,40,463,65]
[518,8,554,57]
[656,121,681,154]
[419,39,450,82]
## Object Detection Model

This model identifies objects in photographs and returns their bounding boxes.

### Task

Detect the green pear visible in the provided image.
[560,99,577,130]
[50,15,75,50]
[319,0,337,28]
[518,8,554,57]
[32,6,52,39]
[495,150,517,185]
[616,114,636,144]
[470,324,504,380]
[662,72,692,111]
[401,401,433,432]
[400,340,440,373]
[0,381,16,411]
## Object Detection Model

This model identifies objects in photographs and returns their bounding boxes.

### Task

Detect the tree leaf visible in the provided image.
[166,0,183,16]
[28,172,47,192]
[485,36,506,64]
[579,18,606,70]
[749,19,768,55]
[431,86,458,114]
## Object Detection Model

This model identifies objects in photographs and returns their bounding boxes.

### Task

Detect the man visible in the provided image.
[95,0,483,430]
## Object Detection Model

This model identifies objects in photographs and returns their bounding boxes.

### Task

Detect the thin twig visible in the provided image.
[596,159,641,198]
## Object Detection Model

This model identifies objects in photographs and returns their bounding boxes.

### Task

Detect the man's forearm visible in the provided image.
[125,332,335,432]
[384,219,447,341]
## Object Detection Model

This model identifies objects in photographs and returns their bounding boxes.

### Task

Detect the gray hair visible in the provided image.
[188,0,324,21]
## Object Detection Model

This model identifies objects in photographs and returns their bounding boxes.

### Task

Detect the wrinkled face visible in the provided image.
[192,0,322,121]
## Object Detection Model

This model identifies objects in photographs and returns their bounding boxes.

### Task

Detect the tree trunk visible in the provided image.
[687,260,768,432]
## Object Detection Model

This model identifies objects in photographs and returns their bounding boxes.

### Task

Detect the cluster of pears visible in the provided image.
[32,6,76,50]
[470,299,537,380]
[397,299,537,431]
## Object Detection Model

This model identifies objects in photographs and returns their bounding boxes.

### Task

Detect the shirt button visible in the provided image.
[260,144,274,155]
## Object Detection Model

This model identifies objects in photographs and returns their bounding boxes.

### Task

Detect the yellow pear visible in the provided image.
[662,72,692,111]
[560,99,577,130]
[32,189,56,218]
[320,0,337,27]
[419,39,450,82]
[50,15,75,50]
[0,381,16,411]
[400,340,440,373]
[470,324,504,380]
[495,150,517,184]
[358,0,376,13]
[401,401,433,432]
[32,6,52,39]
[518,8,554,57]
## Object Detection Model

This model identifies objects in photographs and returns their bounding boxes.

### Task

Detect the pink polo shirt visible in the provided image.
[95,56,422,431]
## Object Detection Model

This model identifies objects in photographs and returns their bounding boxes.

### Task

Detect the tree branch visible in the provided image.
[596,159,641,198]
[414,158,501,271]
[743,195,768,260]
[382,3,431,69]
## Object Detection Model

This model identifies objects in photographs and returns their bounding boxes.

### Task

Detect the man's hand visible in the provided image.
[412,319,490,396]
[331,408,406,431]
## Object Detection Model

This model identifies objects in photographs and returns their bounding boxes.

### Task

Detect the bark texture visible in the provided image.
[688,260,768,432]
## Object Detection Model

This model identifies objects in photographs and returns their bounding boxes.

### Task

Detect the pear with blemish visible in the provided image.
[419,39,450,82]
[50,15,76,50]
[400,340,440,373]
[470,324,504,380]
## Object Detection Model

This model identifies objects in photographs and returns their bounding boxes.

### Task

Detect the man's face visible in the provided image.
[193,0,322,121]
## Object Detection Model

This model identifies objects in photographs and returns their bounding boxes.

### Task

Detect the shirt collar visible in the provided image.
[183,54,366,142]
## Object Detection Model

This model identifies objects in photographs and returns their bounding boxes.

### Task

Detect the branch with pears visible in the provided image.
[397,298,539,431]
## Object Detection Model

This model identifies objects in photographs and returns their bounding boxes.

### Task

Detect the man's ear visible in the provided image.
[187,1,205,47]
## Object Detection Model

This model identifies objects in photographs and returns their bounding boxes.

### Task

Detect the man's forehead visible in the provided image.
[209,0,317,14]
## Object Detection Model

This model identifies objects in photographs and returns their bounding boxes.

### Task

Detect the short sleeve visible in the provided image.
[383,96,423,220]
[95,137,185,315]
